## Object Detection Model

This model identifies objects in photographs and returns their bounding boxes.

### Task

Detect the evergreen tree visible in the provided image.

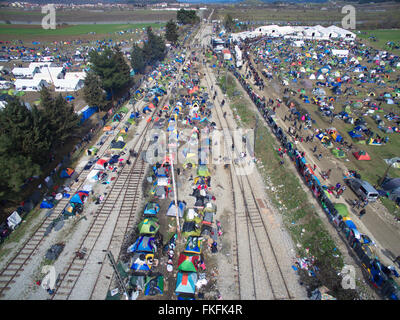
[130,43,146,74]
[177,9,199,25]
[143,27,166,65]
[89,46,132,99]
[165,19,179,44]
[40,87,79,147]
[224,14,235,33]
[83,70,108,111]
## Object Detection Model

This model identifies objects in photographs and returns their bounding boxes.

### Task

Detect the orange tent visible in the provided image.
[353,151,371,161]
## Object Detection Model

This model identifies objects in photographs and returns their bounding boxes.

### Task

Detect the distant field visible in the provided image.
[0,8,177,23]
[212,3,400,28]
[358,29,400,54]
[0,22,164,39]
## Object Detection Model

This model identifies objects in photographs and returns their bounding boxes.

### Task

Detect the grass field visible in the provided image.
[358,29,400,55]
[0,22,164,37]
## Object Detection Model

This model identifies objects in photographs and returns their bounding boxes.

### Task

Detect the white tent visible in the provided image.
[309,74,316,80]
[14,78,48,91]
[53,78,84,92]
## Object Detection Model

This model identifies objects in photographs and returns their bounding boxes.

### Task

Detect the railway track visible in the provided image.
[89,23,211,300]
[202,48,294,300]
[51,24,208,300]
[0,96,152,298]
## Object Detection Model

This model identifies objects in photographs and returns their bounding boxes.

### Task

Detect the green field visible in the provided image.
[0,22,164,37]
[358,29,400,54]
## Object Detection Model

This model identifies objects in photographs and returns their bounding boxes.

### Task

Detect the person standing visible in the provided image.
[359,208,366,218]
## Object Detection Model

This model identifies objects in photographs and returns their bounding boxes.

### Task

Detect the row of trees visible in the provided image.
[0,89,79,199]
[177,8,200,25]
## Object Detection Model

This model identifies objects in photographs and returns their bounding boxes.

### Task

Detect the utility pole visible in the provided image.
[169,145,181,240]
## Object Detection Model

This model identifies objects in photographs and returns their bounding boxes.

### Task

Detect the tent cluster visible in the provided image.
[242,36,400,143]
[226,48,400,300]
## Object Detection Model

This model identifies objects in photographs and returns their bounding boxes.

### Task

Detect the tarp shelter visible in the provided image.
[40,200,54,209]
[353,150,371,160]
[7,211,22,230]
[77,105,98,124]
[138,218,160,235]
[60,168,75,178]
[23,190,41,212]
[177,253,199,272]
[166,201,186,218]
[382,178,400,193]
[175,272,197,295]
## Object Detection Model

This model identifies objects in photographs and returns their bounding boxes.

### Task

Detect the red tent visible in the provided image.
[353,151,371,160]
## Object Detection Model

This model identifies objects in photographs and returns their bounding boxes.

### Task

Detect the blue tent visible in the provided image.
[348,130,362,138]
[40,200,54,209]
[128,236,156,253]
[60,168,75,178]
[175,272,197,295]
[184,236,202,255]
[70,191,89,205]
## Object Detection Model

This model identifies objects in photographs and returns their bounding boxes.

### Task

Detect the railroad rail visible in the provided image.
[202,51,293,300]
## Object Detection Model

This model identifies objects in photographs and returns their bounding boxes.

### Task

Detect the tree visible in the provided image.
[89,46,132,99]
[83,70,109,111]
[224,14,235,33]
[130,43,146,74]
[142,27,166,65]
[40,87,79,147]
[165,19,179,44]
[177,9,199,25]
[0,98,41,198]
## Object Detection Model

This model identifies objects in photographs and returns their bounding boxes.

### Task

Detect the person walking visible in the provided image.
[313,146,317,153]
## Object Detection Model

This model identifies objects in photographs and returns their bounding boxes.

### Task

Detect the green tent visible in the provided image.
[197,165,210,177]
[138,218,160,235]
[118,106,129,114]
[332,148,346,158]
[334,203,349,217]
[351,102,362,109]
[177,253,199,272]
